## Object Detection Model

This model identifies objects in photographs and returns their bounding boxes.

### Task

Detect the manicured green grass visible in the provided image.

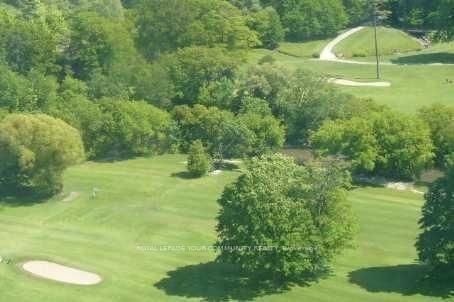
[278,39,330,58]
[334,27,422,59]
[1,155,452,301]
[249,49,454,111]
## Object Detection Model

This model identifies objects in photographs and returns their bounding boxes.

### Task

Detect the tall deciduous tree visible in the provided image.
[311,110,435,180]
[135,0,259,59]
[0,114,85,196]
[263,0,348,41]
[247,6,285,49]
[416,161,454,270]
[419,104,454,167]
[216,154,357,279]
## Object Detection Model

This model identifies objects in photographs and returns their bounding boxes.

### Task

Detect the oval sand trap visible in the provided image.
[22,261,102,285]
[328,78,391,87]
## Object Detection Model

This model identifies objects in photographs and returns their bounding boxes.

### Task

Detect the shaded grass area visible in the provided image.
[0,155,453,301]
[349,264,454,298]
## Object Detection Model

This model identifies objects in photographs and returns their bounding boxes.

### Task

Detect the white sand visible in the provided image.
[209,170,222,176]
[386,182,424,195]
[63,192,80,202]
[328,78,391,87]
[22,261,102,285]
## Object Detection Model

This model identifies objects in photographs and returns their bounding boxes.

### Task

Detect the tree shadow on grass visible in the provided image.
[0,191,49,208]
[349,264,454,298]
[391,53,454,65]
[171,171,196,179]
[154,261,319,301]
[171,162,241,179]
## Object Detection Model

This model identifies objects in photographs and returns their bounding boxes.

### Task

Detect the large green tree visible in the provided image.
[173,104,284,161]
[311,110,435,180]
[216,154,357,279]
[0,7,64,74]
[247,6,285,49]
[160,46,241,105]
[96,98,173,158]
[419,104,454,167]
[416,161,454,270]
[173,105,253,161]
[263,0,348,41]
[135,0,259,59]
[0,114,85,196]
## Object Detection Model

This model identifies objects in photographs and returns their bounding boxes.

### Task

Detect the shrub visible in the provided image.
[187,140,212,177]
[0,114,85,196]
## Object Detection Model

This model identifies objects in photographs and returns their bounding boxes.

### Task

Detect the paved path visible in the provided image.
[320,27,392,87]
[320,27,365,61]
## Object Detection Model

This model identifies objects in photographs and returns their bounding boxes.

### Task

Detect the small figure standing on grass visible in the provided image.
[91,188,100,199]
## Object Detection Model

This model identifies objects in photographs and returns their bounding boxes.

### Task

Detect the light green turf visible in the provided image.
[278,39,330,58]
[334,27,422,58]
[249,48,454,112]
[1,155,452,301]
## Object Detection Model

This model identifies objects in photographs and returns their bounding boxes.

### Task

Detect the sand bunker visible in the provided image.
[328,78,391,87]
[386,182,424,195]
[22,261,102,285]
[63,192,80,202]
[209,170,222,176]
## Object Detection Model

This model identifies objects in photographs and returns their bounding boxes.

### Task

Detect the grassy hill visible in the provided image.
[249,48,454,112]
[1,155,452,301]
[278,39,330,58]
[334,27,423,58]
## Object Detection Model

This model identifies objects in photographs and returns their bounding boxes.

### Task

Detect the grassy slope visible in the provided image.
[278,39,330,58]
[334,27,422,58]
[1,155,452,301]
[249,49,454,112]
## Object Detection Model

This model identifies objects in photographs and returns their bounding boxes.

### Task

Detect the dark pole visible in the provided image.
[373,4,380,79]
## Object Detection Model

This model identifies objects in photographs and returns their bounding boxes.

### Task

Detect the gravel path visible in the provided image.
[22,261,102,285]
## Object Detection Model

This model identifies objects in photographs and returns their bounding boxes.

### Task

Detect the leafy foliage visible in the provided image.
[311,110,435,180]
[247,7,285,49]
[159,47,242,105]
[216,153,357,279]
[0,114,84,196]
[263,0,348,41]
[96,98,173,158]
[135,0,259,59]
[187,140,212,177]
[173,104,284,161]
[416,162,454,269]
[419,104,454,167]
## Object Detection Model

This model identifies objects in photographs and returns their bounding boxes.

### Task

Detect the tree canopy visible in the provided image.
[416,162,454,270]
[216,154,357,279]
[311,110,435,180]
[0,114,84,196]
